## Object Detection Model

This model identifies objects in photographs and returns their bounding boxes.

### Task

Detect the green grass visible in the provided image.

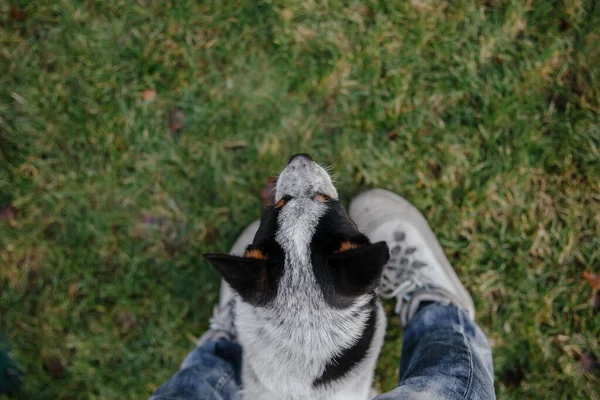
[1,0,599,398]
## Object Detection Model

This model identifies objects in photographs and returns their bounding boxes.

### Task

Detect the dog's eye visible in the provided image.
[315,193,331,203]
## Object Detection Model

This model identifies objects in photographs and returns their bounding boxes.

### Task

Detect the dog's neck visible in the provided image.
[236,291,380,399]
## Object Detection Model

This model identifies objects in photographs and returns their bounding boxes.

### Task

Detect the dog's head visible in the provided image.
[205,154,389,309]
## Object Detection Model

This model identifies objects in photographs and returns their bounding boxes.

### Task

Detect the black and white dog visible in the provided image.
[206,154,390,400]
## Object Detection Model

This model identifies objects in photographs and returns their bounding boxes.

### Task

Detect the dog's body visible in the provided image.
[237,295,386,400]
[206,154,389,400]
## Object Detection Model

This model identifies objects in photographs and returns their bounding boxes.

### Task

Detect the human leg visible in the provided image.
[350,190,495,400]
[151,221,260,400]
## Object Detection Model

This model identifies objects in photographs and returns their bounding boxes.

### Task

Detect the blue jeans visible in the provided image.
[152,303,495,399]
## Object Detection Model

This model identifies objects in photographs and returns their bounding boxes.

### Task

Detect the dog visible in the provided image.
[205,154,390,400]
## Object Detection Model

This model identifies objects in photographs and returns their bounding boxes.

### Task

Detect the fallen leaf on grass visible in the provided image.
[592,290,600,314]
[141,89,157,102]
[168,108,185,135]
[260,177,277,207]
[0,206,20,228]
[68,282,78,299]
[10,6,27,21]
[583,271,600,290]
[579,353,599,374]
[0,206,15,221]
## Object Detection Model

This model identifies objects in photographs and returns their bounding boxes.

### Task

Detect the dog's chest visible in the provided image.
[235,296,384,400]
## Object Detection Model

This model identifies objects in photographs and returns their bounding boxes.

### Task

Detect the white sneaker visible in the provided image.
[196,220,260,346]
[349,189,475,327]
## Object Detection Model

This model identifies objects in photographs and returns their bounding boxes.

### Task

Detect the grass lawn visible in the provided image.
[1,0,599,398]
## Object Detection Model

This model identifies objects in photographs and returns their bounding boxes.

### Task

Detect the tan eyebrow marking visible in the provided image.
[274,198,286,208]
[335,241,361,253]
[244,249,268,260]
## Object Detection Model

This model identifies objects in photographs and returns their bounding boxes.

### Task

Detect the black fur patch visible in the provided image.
[310,201,369,254]
[249,202,287,261]
[313,296,378,387]
[310,201,388,308]
[205,204,286,307]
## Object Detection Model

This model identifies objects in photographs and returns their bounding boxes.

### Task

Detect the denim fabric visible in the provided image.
[374,303,495,400]
[152,303,494,400]
[151,339,242,400]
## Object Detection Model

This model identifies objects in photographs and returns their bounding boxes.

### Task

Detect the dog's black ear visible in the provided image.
[204,253,280,307]
[328,241,389,298]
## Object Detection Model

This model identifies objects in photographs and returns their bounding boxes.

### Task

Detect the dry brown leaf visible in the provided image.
[168,108,185,135]
[579,353,599,374]
[592,290,600,314]
[0,206,15,221]
[141,89,157,102]
[68,282,78,299]
[10,6,27,21]
[260,177,277,207]
[583,271,600,290]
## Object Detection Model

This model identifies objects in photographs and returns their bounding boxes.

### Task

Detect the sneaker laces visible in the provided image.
[376,236,466,326]
[376,243,431,314]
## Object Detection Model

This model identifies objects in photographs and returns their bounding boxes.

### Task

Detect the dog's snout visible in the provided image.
[276,154,338,201]
[288,153,313,164]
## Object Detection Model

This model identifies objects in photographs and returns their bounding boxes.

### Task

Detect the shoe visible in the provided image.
[349,189,475,327]
[196,220,260,346]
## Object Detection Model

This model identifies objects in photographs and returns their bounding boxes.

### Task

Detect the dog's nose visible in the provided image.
[288,153,313,164]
